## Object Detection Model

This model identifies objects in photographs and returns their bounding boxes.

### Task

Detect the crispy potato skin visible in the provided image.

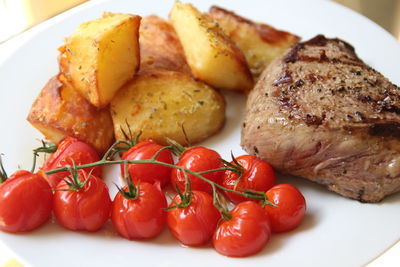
[209,6,300,79]
[27,74,114,154]
[110,70,225,146]
[139,15,191,74]
[169,2,253,92]
[59,13,141,108]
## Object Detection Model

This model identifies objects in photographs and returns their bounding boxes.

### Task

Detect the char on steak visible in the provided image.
[241,34,400,202]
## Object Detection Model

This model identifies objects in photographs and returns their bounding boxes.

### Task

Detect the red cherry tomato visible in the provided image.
[111,182,167,239]
[167,190,221,246]
[222,155,276,204]
[171,146,224,194]
[121,140,173,187]
[53,170,111,231]
[213,201,271,257]
[264,184,306,233]
[0,170,53,233]
[41,137,102,188]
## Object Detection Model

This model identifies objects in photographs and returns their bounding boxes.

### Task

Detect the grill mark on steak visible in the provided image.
[273,35,400,130]
[283,35,366,70]
[284,48,365,67]
[284,34,357,61]
[369,122,400,138]
[341,118,400,138]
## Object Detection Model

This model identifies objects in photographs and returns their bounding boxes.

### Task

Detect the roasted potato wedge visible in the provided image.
[169,1,253,92]
[59,13,141,108]
[110,70,225,146]
[140,15,191,74]
[27,74,114,154]
[209,6,300,79]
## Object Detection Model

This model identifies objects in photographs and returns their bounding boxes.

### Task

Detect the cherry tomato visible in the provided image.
[167,190,221,246]
[0,170,53,233]
[41,136,102,188]
[121,140,173,187]
[111,182,167,239]
[171,146,224,194]
[213,201,271,257]
[264,184,306,233]
[222,155,276,204]
[53,170,111,231]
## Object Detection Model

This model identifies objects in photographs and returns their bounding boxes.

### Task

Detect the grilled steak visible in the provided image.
[241,35,400,202]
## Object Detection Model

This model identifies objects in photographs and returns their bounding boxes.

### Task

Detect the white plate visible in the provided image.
[1,0,400,266]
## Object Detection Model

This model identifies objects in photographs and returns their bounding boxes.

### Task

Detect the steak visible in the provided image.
[241,34,400,202]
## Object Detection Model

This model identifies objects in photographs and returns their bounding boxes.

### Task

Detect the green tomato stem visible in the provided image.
[31,152,39,173]
[0,154,8,184]
[211,184,232,220]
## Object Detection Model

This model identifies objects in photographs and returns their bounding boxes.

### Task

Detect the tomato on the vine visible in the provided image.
[53,170,111,232]
[0,170,53,233]
[213,201,271,257]
[41,136,102,188]
[171,146,224,194]
[264,184,306,233]
[222,155,275,204]
[167,190,221,246]
[121,140,173,187]
[112,181,167,239]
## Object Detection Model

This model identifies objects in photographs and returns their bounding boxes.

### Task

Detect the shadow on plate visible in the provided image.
[254,211,317,257]
[278,172,400,204]
[378,190,400,204]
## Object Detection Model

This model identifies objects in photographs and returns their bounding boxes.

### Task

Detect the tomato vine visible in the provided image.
[45,140,275,207]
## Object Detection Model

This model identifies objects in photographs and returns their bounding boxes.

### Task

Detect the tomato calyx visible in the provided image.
[166,138,186,157]
[33,140,60,173]
[116,180,140,199]
[116,163,140,200]
[103,140,136,160]
[56,167,91,191]
[32,141,57,173]
[33,140,57,154]
[211,184,232,221]
[102,128,142,160]
[0,155,8,184]
[192,152,244,183]
[168,172,193,210]
[168,186,193,210]
[221,153,245,190]
[245,189,276,208]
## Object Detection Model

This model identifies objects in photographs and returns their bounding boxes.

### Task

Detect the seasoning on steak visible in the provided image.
[241,34,400,202]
